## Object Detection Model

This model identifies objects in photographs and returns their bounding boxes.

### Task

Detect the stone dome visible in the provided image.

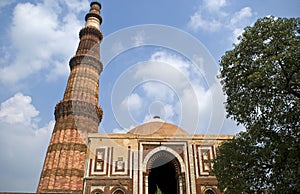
[127,121,189,136]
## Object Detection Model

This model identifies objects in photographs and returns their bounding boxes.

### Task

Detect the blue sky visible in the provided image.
[0,0,299,192]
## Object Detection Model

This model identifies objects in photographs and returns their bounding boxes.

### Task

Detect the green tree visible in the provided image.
[213,16,300,193]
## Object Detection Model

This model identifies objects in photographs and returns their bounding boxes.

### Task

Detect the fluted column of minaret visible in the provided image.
[37,2,103,193]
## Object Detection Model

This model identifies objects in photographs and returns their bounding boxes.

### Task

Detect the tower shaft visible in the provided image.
[37,2,103,193]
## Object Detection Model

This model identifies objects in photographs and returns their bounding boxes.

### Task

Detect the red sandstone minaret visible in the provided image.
[37,2,103,193]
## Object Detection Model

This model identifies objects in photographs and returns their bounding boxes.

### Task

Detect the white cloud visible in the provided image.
[187,0,226,33]
[0,93,39,126]
[229,7,253,42]
[221,118,246,135]
[113,127,129,134]
[112,128,130,134]
[120,50,219,133]
[187,1,254,41]
[143,102,175,122]
[121,93,143,111]
[230,7,253,27]
[143,114,154,123]
[188,12,222,32]
[161,104,175,120]
[133,51,194,92]
[61,0,89,13]
[112,124,136,134]
[46,60,70,81]
[175,82,213,133]
[232,28,244,43]
[132,31,146,47]
[142,82,175,102]
[203,0,227,13]
[150,51,191,77]
[0,93,53,192]
[192,55,206,76]
[0,0,86,85]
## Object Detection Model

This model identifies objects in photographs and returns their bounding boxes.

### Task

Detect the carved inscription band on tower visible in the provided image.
[37,2,103,193]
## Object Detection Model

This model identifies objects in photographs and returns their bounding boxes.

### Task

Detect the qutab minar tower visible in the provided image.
[37,2,103,193]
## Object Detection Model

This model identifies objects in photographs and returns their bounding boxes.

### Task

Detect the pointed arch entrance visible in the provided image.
[148,151,179,194]
[143,147,186,194]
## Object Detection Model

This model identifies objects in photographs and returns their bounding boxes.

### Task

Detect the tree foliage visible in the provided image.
[213,16,300,193]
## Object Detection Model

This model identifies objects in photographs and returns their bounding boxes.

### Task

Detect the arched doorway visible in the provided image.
[147,151,181,194]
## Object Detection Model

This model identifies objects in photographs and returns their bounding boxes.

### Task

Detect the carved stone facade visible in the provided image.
[84,121,233,194]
